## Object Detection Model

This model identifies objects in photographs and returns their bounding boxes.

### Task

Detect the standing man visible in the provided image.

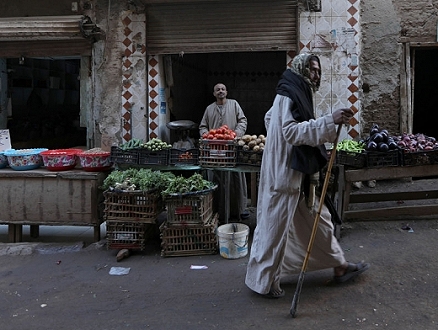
[245,53,369,298]
[199,83,249,222]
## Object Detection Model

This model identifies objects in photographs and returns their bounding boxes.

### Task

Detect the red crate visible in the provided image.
[103,190,163,223]
[160,214,218,257]
[199,139,236,167]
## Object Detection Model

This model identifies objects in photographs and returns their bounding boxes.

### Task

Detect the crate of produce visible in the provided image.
[106,220,156,251]
[236,148,263,166]
[402,149,438,166]
[138,149,169,165]
[365,149,401,168]
[103,190,163,223]
[336,150,366,168]
[199,139,236,167]
[164,188,214,226]
[169,148,199,166]
[160,213,218,257]
[110,146,139,165]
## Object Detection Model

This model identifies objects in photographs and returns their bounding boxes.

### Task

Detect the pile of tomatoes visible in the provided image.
[201,125,237,140]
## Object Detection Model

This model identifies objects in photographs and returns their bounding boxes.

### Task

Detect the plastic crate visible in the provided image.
[366,149,401,168]
[164,189,214,226]
[106,221,156,251]
[110,146,139,165]
[336,150,366,168]
[138,149,169,165]
[160,214,218,257]
[103,190,163,223]
[236,148,263,166]
[169,148,199,166]
[199,139,236,167]
[402,149,438,166]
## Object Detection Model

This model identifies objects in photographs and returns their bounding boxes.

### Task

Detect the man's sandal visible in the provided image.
[334,261,370,284]
[261,289,286,299]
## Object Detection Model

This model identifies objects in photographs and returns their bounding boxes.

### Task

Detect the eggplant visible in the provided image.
[367,141,378,151]
[378,142,389,152]
[388,140,398,149]
[370,126,380,136]
[371,133,383,143]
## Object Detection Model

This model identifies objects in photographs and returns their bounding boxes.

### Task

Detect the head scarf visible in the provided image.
[290,53,321,92]
[275,52,327,175]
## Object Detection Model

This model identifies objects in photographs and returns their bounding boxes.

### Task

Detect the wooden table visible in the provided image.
[0,168,107,242]
[337,164,438,221]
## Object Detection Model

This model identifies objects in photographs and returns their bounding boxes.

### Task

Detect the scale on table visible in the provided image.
[166,120,198,149]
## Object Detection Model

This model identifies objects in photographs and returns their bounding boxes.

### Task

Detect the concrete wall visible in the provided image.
[360,0,438,136]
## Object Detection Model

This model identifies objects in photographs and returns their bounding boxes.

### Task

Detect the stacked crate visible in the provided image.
[104,189,163,251]
[160,188,218,257]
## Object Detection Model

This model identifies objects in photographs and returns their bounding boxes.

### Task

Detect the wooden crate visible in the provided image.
[199,139,236,167]
[103,190,163,223]
[164,189,214,226]
[160,214,218,257]
[106,220,156,251]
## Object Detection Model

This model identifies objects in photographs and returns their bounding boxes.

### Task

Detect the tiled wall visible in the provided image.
[121,11,147,143]
[299,0,361,140]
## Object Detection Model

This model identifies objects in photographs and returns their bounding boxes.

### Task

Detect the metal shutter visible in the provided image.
[0,16,99,57]
[146,0,298,55]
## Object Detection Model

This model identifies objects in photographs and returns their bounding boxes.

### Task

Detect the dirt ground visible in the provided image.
[1,179,438,330]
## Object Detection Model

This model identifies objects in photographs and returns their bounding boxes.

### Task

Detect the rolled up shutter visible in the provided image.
[146,0,298,55]
[0,15,100,57]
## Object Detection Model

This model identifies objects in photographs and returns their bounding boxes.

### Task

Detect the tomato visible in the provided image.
[216,134,224,140]
[207,134,214,139]
[222,124,229,130]
[210,129,217,135]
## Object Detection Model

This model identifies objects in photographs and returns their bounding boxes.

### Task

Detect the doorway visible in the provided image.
[413,48,438,137]
[167,51,287,139]
[4,57,85,149]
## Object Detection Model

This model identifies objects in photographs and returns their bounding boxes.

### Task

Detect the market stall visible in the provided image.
[0,168,107,243]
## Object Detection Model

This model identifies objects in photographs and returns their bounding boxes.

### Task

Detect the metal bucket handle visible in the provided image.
[231,223,248,249]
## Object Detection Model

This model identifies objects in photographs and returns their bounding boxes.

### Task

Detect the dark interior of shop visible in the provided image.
[413,48,438,138]
[6,57,85,149]
[168,51,287,142]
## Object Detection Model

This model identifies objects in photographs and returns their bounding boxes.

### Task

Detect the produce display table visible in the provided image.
[210,165,260,223]
[338,164,438,221]
[0,168,107,243]
[115,163,260,223]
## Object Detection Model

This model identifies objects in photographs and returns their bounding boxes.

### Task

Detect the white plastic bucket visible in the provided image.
[217,223,249,259]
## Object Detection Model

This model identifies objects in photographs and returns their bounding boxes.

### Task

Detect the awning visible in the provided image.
[0,15,102,57]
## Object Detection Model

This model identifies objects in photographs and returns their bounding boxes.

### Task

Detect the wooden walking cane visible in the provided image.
[290,124,343,318]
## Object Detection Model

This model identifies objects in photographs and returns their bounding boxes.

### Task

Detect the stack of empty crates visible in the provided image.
[104,189,163,251]
[160,188,218,257]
